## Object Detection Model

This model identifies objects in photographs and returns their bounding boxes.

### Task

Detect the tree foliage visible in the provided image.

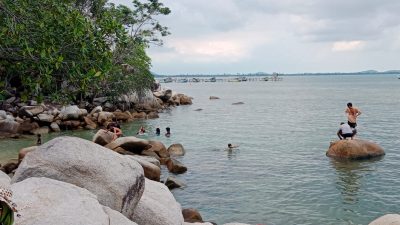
[0,0,170,103]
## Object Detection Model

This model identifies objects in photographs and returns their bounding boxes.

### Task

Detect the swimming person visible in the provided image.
[165,127,171,137]
[227,143,239,149]
[155,127,161,136]
[345,102,362,128]
[137,126,146,135]
[337,122,356,140]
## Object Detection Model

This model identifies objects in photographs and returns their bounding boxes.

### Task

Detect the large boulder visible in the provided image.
[326,139,385,160]
[0,170,11,186]
[12,177,138,225]
[369,214,400,225]
[18,146,37,162]
[0,110,7,119]
[36,113,54,123]
[168,143,186,156]
[131,178,184,225]
[105,137,151,154]
[113,111,132,121]
[59,105,87,120]
[19,105,44,117]
[165,176,185,190]
[0,118,19,134]
[126,155,161,181]
[93,129,115,146]
[153,89,172,102]
[12,136,145,218]
[98,111,114,124]
[84,116,97,130]
[17,120,39,133]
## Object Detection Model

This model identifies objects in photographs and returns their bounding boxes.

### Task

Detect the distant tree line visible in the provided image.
[0,0,170,103]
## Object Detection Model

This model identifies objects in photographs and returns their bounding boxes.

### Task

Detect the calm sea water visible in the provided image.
[1,75,399,225]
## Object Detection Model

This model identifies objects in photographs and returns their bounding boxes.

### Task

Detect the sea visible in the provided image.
[1,74,399,225]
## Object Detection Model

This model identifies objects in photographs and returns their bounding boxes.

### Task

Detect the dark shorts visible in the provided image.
[342,133,354,138]
[348,121,357,128]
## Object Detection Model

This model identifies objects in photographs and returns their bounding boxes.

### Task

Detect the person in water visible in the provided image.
[36,134,42,146]
[165,127,171,137]
[227,143,239,149]
[155,128,161,136]
[107,122,122,141]
[137,126,146,135]
[337,122,357,140]
[345,102,362,128]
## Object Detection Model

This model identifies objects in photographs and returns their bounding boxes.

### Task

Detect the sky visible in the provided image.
[113,0,400,74]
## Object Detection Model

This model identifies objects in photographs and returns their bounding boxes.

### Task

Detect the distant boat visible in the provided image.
[228,77,241,82]
[190,78,200,82]
[240,76,248,82]
[162,77,173,83]
[177,78,188,83]
[205,77,216,82]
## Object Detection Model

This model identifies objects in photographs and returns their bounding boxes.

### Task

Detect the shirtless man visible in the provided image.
[345,102,361,128]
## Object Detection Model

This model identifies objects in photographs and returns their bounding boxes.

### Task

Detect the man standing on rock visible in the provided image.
[345,102,362,128]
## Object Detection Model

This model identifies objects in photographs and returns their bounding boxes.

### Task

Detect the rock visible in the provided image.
[154,89,173,102]
[232,102,244,105]
[141,150,161,161]
[103,206,139,225]
[147,111,159,119]
[326,139,385,160]
[223,223,251,225]
[90,106,103,115]
[18,120,39,133]
[179,94,193,105]
[59,105,87,120]
[132,112,147,119]
[1,159,19,174]
[106,137,151,154]
[83,116,97,130]
[50,122,61,132]
[18,146,37,162]
[182,208,203,223]
[5,97,16,104]
[94,97,108,104]
[12,177,138,225]
[131,178,184,225]
[98,111,114,124]
[148,140,169,158]
[31,126,50,134]
[126,155,161,181]
[369,214,400,225]
[184,223,214,225]
[194,108,203,111]
[60,120,82,129]
[36,113,54,123]
[126,155,160,167]
[93,129,115,146]
[165,176,185,190]
[166,158,187,174]
[0,118,19,134]
[209,96,219,100]
[19,105,44,117]
[0,110,6,119]
[0,170,10,186]
[12,136,145,218]
[168,143,186,156]
[113,111,131,121]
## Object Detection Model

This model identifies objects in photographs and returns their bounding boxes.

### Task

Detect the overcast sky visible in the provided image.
[113,0,400,74]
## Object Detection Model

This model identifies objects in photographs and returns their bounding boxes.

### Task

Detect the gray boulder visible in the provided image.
[126,155,161,181]
[12,136,145,218]
[166,158,188,174]
[50,122,61,132]
[0,170,11,187]
[168,143,186,156]
[37,113,54,123]
[12,177,138,225]
[19,105,44,117]
[0,118,19,134]
[105,137,151,154]
[93,129,115,146]
[131,178,184,225]
[59,105,87,120]
[0,110,6,119]
[165,176,186,190]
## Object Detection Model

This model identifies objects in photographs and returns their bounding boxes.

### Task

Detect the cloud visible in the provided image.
[332,41,365,52]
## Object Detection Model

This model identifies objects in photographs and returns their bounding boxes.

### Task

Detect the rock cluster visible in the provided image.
[3,136,251,225]
[0,90,192,138]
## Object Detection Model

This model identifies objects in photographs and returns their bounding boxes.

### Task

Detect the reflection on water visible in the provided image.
[330,157,383,205]
[226,148,239,160]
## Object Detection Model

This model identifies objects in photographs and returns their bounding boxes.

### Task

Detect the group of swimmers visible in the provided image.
[105,122,171,140]
[337,102,362,140]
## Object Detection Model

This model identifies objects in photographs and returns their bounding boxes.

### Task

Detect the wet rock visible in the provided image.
[148,140,169,158]
[182,208,203,223]
[327,139,385,160]
[127,155,160,167]
[232,102,244,105]
[0,118,19,134]
[126,155,161,181]
[113,111,131,121]
[132,112,147,119]
[12,136,145,218]
[83,116,97,130]
[165,176,185,190]
[154,89,173,102]
[147,111,159,119]
[209,96,220,100]
[168,143,186,156]
[98,111,114,125]
[166,158,187,174]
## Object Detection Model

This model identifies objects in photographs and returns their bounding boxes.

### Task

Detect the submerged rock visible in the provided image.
[326,139,385,160]
[209,96,220,100]
[165,176,185,190]
[182,208,203,223]
[166,158,187,174]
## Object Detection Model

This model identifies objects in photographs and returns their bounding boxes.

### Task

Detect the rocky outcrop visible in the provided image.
[0,170,10,186]
[168,143,186,156]
[327,139,385,160]
[368,214,400,225]
[93,129,115,146]
[126,155,161,182]
[12,177,138,225]
[59,105,87,120]
[131,178,184,225]
[165,176,185,190]
[105,137,151,154]
[12,136,145,218]
[148,140,169,159]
